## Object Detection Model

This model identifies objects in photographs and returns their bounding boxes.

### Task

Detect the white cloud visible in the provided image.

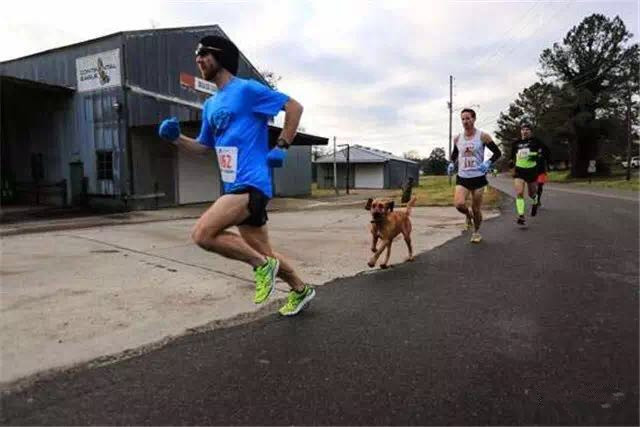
[2,0,638,158]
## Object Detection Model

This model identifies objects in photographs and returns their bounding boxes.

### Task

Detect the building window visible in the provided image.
[96,151,113,180]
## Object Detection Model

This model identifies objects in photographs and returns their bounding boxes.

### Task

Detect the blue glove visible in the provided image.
[158,117,181,141]
[267,147,288,168]
[447,162,456,176]
[479,160,492,175]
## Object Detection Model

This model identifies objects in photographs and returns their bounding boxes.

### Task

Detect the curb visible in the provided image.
[0,201,370,238]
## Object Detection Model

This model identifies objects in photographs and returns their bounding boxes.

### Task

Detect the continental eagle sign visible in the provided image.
[76,49,121,92]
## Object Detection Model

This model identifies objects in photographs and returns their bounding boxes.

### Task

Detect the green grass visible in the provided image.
[310,176,502,208]
[412,176,502,208]
[310,183,340,198]
[547,166,639,192]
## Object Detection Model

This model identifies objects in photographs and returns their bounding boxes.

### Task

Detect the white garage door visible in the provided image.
[355,164,384,189]
[178,149,221,204]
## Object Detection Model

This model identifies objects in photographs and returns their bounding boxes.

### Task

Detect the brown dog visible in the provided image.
[365,196,417,269]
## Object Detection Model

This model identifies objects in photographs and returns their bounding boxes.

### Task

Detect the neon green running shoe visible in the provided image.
[254,257,279,304]
[279,286,316,316]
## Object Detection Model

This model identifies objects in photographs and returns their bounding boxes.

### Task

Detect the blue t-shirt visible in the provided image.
[197,77,289,198]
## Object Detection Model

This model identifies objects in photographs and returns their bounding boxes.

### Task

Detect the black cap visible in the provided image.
[196,35,239,75]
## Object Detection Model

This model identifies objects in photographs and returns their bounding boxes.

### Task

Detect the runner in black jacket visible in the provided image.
[509,121,549,224]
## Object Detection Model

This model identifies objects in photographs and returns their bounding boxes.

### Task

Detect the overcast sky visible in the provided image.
[2,0,638,157]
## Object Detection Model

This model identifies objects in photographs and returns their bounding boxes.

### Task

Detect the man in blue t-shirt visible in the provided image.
[158,35,315,316]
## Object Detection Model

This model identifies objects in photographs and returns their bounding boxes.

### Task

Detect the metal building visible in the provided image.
[0,25,327,210]
[314,145,419,190]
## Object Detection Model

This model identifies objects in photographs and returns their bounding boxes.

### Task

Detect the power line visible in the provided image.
[453,2,632,143]
[466,1,544,70]
[455,0,577,131]
[459,1,637,133]
[476,1,573,71]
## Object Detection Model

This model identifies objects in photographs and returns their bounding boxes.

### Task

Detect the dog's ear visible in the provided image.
[387,201,395,212]
[365,198,373,210]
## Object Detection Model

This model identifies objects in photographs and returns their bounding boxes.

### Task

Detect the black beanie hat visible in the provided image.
[196,35,239,75]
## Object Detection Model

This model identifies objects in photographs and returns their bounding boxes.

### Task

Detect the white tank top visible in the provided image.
[456,129,485,179]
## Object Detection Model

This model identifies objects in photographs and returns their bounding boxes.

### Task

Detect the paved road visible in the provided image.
[2,181,638,425]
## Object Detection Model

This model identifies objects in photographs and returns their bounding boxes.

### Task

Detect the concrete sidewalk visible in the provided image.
[0,205,498,388]
[0,196,372,237]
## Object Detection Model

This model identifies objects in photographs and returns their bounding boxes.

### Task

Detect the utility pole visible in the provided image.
[345,144,351,195]
[337,143,350,194]
[333,136,339,195]
[625,85,633,181]
[448,75,453,185]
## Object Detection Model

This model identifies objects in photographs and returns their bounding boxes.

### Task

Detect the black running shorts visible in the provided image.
[230,186,270,227]
[514,167,538,183]
[456,175,488,191]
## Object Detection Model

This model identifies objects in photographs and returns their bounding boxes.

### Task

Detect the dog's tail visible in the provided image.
[406,196,417,216]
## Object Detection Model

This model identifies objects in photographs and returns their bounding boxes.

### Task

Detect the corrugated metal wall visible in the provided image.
[81,89,125,195]
[130,126,176,207]
[316,164,333,189]
[1,34,129,197]
[1,27,315,205]
[387,160,419,189]
[0,79,125,204]
[0,34,122,87]
[316,163,354,190]
[272,146,312,196]
[1,82,68,194]
[124,26,267,128]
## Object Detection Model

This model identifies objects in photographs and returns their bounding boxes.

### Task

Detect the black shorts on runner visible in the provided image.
[514,167,538,183]
[230,186,270,227]
[456,175,488,191]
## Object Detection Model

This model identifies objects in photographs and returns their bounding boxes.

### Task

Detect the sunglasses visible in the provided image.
[195,44,222,57]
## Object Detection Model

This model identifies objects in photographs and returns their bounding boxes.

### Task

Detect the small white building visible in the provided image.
[314,145,419,189]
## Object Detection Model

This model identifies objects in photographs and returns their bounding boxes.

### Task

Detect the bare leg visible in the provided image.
[238,224,305,292]
[454,185,472,219]
[471,188,484,232]
[191,194,266,268]
[514,178,526,198]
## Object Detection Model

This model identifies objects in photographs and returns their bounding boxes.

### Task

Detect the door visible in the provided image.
[178,149,221,204]
[355,164,384,188]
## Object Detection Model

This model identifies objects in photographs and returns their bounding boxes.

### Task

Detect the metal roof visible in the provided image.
[2,25,218,63]
[268,127,329,146]
[314,144,417,164]
[0,24,269,88]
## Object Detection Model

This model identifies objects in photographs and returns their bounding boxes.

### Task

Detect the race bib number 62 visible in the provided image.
[216,146,238,183]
